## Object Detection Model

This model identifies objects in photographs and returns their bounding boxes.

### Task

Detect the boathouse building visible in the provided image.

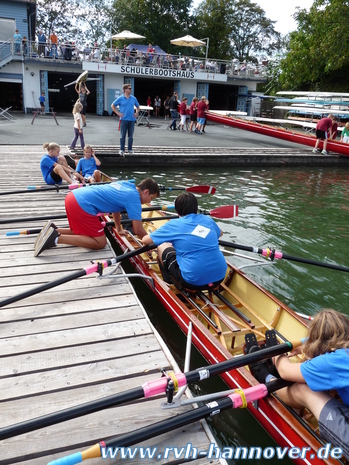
[0,0,267,116]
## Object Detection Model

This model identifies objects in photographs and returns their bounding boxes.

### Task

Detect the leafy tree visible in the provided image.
[194,0,280,61]
[36,0,79,41]
[75,0,111,46]
[110,0,194,53]
[228,0,281,62]
[279,0,349,90]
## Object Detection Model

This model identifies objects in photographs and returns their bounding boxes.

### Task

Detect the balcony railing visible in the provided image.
[1,39,268,79]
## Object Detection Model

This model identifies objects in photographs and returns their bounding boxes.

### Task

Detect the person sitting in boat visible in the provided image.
[252,309,349,460]
[40,142,84,186]
[34,178,160,257]
[142,191,227,289]
[75,145,101,184]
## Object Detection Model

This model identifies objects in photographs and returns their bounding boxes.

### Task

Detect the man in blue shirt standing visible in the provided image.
[38,30,46,57]
[111,84,140,157]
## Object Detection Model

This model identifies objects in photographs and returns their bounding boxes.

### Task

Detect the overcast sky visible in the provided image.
[192,0,314,34]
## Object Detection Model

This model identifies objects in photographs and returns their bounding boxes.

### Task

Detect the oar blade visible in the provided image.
[210,205,239,218]
[186,185,216,194]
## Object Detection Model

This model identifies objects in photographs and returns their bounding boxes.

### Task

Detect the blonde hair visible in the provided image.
[345,122,349,130]
[303,308,349,359]
[43,142,60,151]
[201,96,206,101]
[83,144,93,153]
[73,101,83,114]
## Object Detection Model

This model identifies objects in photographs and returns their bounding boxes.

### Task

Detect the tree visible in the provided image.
[194,0,281,61]
[110,0,194,53]
[75,0,111,46]
[279,0,349,90]
[36,0,79,41]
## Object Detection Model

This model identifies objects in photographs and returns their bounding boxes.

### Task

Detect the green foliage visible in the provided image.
[110,0,194,53]
[36,0,78,40]
[279,0,349,90]
[194,0,280,61]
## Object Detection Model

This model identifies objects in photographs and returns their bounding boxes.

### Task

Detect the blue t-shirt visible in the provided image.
[39,95,45,104]
[112,95,139,121]
[300,349,349,405]
[149,213,227,286]
[73,181,142,219]
[40,154,61,185]
[76,157,98,177]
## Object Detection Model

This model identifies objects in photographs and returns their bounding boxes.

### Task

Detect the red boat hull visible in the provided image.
[207,112,349,157]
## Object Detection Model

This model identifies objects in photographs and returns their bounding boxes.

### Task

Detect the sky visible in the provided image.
[192,0,314,34]
[254,0,314,33]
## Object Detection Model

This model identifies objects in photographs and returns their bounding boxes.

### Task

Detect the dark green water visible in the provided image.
[109,165,349,464]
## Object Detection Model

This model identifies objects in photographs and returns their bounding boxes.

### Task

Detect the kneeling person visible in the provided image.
[142,192,227,288]
[34,178,159,257]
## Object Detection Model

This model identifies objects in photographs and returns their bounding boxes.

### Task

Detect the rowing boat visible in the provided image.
[102,193,342,465]
[206,111,349,157]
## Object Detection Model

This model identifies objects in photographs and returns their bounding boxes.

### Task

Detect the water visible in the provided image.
[109,165,349,464]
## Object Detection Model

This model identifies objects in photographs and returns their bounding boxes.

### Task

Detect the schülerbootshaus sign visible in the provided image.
[84,63,228,82]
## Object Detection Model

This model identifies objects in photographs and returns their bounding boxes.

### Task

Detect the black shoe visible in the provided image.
[34,228,59,257]
[248,345,271,383]
[34,221,57,249]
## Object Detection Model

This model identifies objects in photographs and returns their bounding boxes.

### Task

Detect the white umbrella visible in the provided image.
[112,30,145,40]
[170,35,205,47]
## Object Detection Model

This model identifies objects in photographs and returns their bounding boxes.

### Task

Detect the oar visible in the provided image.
[0,182,211,196]
[4,205,238,231]
[159,185,216,194]
[1,205,177,226]
[47,378,291,465]
[0,341,299,440]
[0,244,156,309]
[219,240,349,273]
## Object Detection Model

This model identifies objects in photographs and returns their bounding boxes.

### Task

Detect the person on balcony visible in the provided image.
[13,29,22,55]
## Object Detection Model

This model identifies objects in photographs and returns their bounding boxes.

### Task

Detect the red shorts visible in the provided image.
[65,192,105,237]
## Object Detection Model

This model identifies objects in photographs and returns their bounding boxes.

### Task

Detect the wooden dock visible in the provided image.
[0,147,222,465]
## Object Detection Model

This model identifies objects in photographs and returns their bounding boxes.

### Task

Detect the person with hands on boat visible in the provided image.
[34,178,160,257]
[253,309,349,460]
[142,191,227,288]
[312,113,335,155]
[40,142,84,186]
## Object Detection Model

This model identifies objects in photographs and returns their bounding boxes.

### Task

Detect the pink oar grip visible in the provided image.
[229,384,268,408]
[142,373,187,397]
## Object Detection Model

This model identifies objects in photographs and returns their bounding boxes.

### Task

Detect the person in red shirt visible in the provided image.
[189,97,199,132]
[178,97,188,131]
[195,96,208,135]
[328,116,338,140]
[313,114,335,155]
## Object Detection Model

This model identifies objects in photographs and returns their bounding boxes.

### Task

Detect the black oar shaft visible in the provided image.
[0,245,156,309]
[0,269,87,308]
[0,387,144,441]
[107,397,234,449]
[185,342,293,382]
[219,240,349,273]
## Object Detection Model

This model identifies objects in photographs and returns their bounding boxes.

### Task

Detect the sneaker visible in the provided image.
[312,148,320,153]
[34,221,57,249]
[322,150,328,155]
[119,150,125,157]
[83,123,86,127]
[128,150,134,154]
[34,228,59,257]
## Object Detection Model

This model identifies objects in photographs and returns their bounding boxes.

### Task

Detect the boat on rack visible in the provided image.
[206,110,349,156]
[104,195,343,465]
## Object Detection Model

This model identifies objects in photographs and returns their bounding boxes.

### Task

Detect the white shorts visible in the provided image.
[343,135,349,143]
[180,114,187,126]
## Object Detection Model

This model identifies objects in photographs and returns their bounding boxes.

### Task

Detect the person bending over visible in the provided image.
[34,178,160,257]
[142,192,227,288]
